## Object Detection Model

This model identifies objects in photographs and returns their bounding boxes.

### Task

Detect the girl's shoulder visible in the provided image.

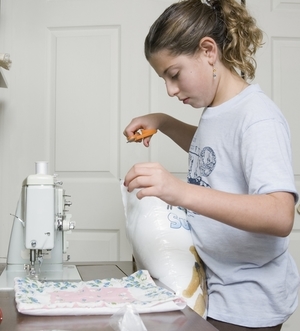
[203,84,282,121]
[238,84,285,121]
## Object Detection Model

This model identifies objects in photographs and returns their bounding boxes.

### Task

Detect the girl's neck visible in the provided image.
[211,69,249,107]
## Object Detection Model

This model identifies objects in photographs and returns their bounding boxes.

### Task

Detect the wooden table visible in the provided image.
[0,262,218,331]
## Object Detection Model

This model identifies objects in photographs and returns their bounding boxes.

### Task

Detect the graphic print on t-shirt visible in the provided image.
[187,146,216,188]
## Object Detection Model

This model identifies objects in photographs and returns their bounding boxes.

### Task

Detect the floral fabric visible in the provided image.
[14,270,186,316]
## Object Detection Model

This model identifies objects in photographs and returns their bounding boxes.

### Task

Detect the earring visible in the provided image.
[213,65,216,79]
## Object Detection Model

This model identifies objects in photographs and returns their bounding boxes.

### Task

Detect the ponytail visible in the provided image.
[145,0,263,80]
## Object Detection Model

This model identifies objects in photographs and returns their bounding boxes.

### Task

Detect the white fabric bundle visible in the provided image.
[120,181,207,317]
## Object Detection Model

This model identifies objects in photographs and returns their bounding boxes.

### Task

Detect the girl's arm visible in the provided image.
[124,113,197,152]
[182,182,295,237]
[124,162,295,237]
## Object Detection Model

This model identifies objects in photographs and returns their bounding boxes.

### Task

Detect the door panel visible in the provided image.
[0,0,175,262]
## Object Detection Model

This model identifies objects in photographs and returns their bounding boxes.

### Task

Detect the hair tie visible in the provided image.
[201,0,215,9]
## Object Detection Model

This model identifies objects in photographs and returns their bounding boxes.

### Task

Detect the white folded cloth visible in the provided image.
[14,270,186,316]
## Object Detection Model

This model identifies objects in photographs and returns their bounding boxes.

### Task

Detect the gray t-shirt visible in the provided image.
[187,84,299,327]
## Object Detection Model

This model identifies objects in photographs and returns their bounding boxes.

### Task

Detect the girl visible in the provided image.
[123,1,299,330]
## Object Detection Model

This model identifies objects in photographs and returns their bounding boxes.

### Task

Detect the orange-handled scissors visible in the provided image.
[127,129,157,143]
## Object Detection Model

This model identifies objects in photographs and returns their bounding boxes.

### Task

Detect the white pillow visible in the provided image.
[120,181,207,317]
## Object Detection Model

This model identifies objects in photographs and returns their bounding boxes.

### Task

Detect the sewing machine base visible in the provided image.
[0,264,81,290]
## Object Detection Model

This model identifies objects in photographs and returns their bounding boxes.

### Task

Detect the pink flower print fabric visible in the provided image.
[49,286,134,307]
[14,270,186,316]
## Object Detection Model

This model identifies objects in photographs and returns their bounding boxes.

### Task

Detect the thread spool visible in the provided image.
[35,161,48,175]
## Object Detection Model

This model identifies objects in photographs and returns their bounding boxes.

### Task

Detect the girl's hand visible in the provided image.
[124,162,186,206]
[123,113,166,147]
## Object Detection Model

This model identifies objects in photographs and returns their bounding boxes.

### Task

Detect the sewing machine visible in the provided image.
[0,161,81,289]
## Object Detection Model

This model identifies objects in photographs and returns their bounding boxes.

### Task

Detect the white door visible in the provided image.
[247,1,300,330]
[0,0,176,263]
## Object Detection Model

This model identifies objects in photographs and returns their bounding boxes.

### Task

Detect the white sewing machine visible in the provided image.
[0,161,81,289]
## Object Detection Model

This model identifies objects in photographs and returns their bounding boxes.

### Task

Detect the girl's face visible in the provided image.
[149,49,217,108]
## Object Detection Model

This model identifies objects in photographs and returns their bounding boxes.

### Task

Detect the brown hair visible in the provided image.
[144,0,263,80]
